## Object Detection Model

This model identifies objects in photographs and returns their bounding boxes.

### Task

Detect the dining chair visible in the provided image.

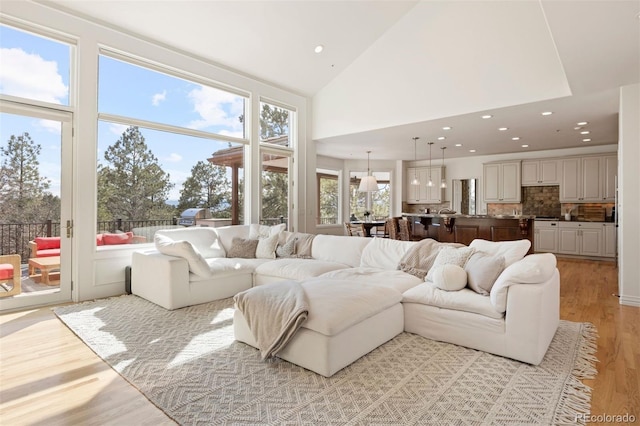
[344,222,366,237]
[397,219,412,241]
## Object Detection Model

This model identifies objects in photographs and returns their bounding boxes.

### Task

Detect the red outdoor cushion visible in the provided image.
[96,234,104,246]
[35,236,61,250]
[37,249,60,257]
[102,232,133,245]
[0,264,14,280]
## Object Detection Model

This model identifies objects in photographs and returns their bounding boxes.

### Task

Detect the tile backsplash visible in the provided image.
[522,186,561,217]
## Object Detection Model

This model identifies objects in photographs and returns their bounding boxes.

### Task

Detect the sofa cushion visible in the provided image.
[187,258,270,282]
[312,234,371,267]
[227,237,258,259]
[360,237,415,270]
[490,253,557,313]
[425,246,475,282]
[249,223,286,240]
[102,232,133,245]
[157,227,226,258]
[35,236,60,250]
[255,234,279,259]
[36,249,60,257]
[431,264,468,291]
[469,239,531,267]
[254,258,348,282]
[154,234,212,278]
[403,282,504,320]
[464,252,506,295]
[319,267,422,293]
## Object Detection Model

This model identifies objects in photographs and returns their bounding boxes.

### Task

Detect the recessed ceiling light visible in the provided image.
[482,115,493,119]
[437,136,446,140]
[498,127,508,131]
[512,137,520,141]
[455,143,462,147]
[442,126,452,130]
[577,121,588,126]
[469,149,476,153]
[541,111,553,116]
[314,45,324,53]
[574,126,583,130]
[521,144,529,148]
[583,138,591,142]
[580,131,590,135]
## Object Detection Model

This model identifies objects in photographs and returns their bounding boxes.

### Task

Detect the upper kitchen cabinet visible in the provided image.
[406,166,444,204]
[560,154,617,202]
[483,161,521,203]
[521,159,560,186]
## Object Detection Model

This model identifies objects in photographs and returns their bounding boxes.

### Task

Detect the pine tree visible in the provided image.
[0,132,55,223]
[97,126,174,221]
[177,161,231,217]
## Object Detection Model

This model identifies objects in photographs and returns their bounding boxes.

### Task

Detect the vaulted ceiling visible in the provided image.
[45,0,640,160]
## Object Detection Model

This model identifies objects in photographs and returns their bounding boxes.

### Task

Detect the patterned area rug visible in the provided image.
[54,295,597,425]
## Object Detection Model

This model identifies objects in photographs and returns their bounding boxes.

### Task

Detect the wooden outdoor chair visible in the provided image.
[0,254,22,297]
[344,222,366,237]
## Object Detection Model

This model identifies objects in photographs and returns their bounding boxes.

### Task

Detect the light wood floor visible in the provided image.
[0,258,638,425]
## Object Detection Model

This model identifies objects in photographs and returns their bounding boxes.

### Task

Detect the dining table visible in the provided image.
[350,221,386,237]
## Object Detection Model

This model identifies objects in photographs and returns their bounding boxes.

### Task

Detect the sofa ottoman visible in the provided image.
[234,278,404,377]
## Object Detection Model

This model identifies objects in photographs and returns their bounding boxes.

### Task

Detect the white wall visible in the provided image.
[2,2,309,301]
[618,83,640,307]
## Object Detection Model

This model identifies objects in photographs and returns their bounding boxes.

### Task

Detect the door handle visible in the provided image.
[66,220,73,238]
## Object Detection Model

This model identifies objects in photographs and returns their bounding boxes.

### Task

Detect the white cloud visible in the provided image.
[109,123,129,136]
[187,85,244,133]
[152,90,167,106]
[165,153,183,163]
[36,119,62,135]
[0,47,68,104]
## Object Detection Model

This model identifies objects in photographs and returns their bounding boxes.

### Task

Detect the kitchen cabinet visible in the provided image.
[406,166,444,204]
[534,220,559,253]
[483,161,521,203]
[522,159,560,186]
[560,154,617,202]
[603,223,617,258]
[558,222,603,256]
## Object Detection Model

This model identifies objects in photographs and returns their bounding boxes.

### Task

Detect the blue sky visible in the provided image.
[0,24,246,201]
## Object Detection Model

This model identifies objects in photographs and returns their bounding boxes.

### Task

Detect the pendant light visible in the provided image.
[411,137,420,186]
[358,151,379,192]
[427,142,434,187]
[440,146,447,188]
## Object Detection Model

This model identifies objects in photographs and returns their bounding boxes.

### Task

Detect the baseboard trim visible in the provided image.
[620,295,640,307]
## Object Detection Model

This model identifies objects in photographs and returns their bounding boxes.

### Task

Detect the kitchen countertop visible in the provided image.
[402,213,535,220]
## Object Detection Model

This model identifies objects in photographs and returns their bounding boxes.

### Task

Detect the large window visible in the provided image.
[317,169,339,225]
[259,101,291,147]
[97,53,248,242]
[349,171,391,220]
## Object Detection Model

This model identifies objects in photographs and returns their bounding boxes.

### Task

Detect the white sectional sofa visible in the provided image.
[131,224,560,367]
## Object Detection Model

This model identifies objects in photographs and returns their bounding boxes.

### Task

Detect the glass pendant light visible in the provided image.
[440,146,447,188]
[427,142,434,187]
[411,137,420,186]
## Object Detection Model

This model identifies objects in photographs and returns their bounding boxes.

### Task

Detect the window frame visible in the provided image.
[316,169,341,226]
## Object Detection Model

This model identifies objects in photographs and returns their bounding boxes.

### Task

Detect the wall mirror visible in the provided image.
[452,178,477,215]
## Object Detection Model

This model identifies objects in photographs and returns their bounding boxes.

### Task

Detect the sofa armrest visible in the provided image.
[504,269,560,365]
[131,250,191,310]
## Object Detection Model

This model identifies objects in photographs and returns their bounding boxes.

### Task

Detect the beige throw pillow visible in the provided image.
[431,264,468,291]
[464,252,506,295]
[255,234,279,259]
[227,237,258,259]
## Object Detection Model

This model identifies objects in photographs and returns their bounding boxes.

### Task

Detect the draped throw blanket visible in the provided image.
[398,239,464,279]
[234,281,309,360]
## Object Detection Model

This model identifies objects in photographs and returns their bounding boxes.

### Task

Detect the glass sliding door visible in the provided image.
[0,104,73,311]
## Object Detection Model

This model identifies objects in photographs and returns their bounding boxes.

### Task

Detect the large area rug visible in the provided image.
[54,295,597,425]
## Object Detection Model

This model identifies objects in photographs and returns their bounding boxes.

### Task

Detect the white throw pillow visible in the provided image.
[426,246,475,282]
[255,234,279,259]
[154,234,212,278]
[431,264,468,291]
[249,223,286,240]
[469,239,531,267]
[465,252,506,295]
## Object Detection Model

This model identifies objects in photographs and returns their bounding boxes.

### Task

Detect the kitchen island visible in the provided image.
[402,213,534,253]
